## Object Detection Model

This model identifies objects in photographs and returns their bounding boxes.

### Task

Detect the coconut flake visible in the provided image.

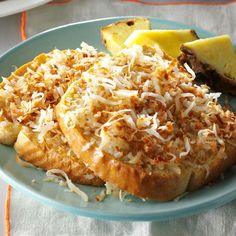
[46,169,88,202]
[179,136,191,158]
[141,92,166,107]
[184,63,196,80]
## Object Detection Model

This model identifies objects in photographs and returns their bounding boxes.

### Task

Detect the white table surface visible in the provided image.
[0,13,22,236]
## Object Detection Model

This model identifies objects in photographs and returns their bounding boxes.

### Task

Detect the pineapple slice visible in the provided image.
[124,29,199,58]
[101,18,151,55]
[180,35,236,94]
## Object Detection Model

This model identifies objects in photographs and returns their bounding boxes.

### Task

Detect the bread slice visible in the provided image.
[14,127,103,185]
[186,141,236,191]
[179,35,236,95]
[56,45,236,201]
[0,54,46,144]
[0,45,105,186]
[56,94,191,200]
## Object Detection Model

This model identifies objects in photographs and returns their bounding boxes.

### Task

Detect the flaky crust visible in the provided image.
[14,129,104,186]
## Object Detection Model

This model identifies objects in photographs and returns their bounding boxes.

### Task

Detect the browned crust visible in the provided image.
[56,96,236,201]
[188,143,236,191]
[0,54,47,144]
[179,45,236,95]
[56,104,193,201]
[0,53,46,87]
[14,129,104,186]
[0,54,47,112]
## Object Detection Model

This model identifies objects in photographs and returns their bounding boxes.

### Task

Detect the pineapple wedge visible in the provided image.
[125,29,199,58]
[101,18,151,55]
[180,35,236,94]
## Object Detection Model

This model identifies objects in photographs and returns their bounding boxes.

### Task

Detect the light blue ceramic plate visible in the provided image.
[0,17,236,221]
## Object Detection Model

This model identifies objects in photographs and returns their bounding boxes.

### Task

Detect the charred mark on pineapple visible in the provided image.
[126,21,134,26]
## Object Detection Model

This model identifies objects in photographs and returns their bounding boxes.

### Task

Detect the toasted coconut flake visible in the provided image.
[141,92,166,107]
[46,169,88,202]
[179,137,191,158]
[184,63,196,80]
[16,155,36,168]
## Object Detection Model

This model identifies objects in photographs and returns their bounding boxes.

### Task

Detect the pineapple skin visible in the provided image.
[179,35,236,95]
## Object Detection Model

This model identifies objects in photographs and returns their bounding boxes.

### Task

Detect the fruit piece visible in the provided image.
[124,29,199,58]
[101,18,151,55]
[180,35,236,94]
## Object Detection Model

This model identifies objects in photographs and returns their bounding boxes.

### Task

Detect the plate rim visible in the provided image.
[0,16,236,221]
[1,167,236,221]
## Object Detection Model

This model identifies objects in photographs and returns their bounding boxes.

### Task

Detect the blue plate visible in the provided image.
[0,17,236,221]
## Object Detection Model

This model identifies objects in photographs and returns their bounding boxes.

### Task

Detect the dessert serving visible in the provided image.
[0,47,104,186]
[0,17,236,202]
[56,44,236,201]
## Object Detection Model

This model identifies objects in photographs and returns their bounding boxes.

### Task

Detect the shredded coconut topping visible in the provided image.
[0,44,104,189]
[61,44,236,172]
[2,42,236,176]
[0,45,105,143]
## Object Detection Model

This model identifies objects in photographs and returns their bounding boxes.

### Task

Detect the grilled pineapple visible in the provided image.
[125,29,199,58]
[180,35,236,94]
[101,18,151,55]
